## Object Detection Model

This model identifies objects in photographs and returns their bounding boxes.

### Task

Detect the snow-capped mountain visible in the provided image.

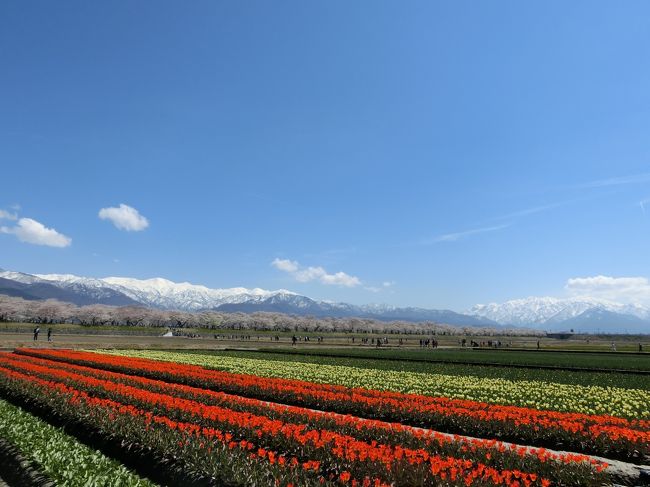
[469,296,650,332]
[0,270,139,306]
[2,268,649,331]
[0,271,44,285]
[15,272,297,311]
[0,268,495,326]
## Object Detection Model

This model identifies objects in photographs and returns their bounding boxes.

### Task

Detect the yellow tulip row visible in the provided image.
[103,350,650,419]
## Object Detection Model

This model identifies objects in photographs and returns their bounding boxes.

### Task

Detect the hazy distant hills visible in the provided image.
[1,268,649,332]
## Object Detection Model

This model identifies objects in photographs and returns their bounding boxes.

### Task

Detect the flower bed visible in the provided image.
[107,349,650,419]
[0,349,619,486]
[1,352,609,485]
[15,348,648,463]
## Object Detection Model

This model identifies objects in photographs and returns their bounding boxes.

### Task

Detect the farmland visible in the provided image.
[0,341,648,486]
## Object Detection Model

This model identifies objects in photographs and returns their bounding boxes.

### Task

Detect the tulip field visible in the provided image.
[0,348,648,486]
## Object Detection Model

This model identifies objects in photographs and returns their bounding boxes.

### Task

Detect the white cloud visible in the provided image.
[0,209,18,220]
[0,218,71,247]
[271,258,361,287]
[565,275,650,305]
[99,204,149,231]
[271,258,299,273]
[318,270,361,287]
[383,281,395,287]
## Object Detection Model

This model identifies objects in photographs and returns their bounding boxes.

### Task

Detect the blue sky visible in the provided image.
[2,1,650,310]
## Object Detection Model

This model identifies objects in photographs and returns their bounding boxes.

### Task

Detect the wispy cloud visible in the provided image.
[422,223,510,245]
[271,258,361,287]
[639,197,650,214]
[413,173,649,249]
[493,201,566,221]
[0,209,18,221]
[572,172,650,190]
[364,281,395,293]
[418,200,565,247]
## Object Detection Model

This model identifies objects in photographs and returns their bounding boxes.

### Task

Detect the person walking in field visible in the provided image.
[33,326,40,341]
[47,328,52,342]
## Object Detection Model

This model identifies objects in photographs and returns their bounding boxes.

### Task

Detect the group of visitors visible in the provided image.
[419,338,438,348]
[32,327,52,342]
[291,335,326,346]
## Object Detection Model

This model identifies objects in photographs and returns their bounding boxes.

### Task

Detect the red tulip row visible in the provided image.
[0,355,560,487]
[0,366,342,487]
[15,348,649,462]
[0,351,607,485]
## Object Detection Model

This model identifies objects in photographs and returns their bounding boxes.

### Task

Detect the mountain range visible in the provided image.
[469,297,650,333]
[1,268,649,333]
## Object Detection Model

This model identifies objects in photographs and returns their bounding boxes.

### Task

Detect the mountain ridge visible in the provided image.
[1,268,649,332]
[469,296,650,333]
[0,269,496,326]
